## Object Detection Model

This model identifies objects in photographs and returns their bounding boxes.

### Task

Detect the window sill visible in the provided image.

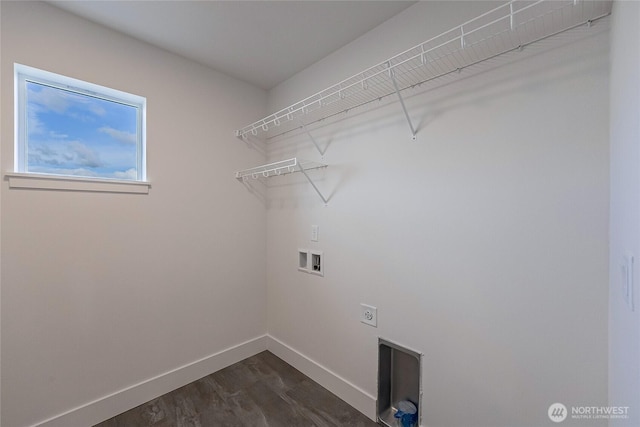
[4,172,151,194]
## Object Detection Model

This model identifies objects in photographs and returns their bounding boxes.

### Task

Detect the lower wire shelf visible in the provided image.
[235,157,326,180]
[235,157,329,204]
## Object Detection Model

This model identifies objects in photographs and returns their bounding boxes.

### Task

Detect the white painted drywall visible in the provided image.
[609,1,640,426]
[266,2,610,426]
[0,2,267,426]
[269,1,498,112]
[0,2,3,423]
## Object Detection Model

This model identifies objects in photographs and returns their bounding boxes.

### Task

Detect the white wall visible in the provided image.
[0,2,267,427]
[268,1,498,112]
[0,1,618,427]
[609,1,640,426]
[0,1,3,423]
[266,2,610,426]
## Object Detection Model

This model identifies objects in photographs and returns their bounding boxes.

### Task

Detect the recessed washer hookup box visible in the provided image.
[378,338,422,427]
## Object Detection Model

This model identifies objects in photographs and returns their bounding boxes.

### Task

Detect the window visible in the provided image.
[14,64,146,183]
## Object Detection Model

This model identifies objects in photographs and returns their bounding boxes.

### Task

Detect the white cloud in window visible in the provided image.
[48,131,68,139]
[27,106,46,135]
[113,168,137,180]
[98,126,136,145]
[29,144,63,165]
[68,141,104,167]
[29,141,104,168]
[28,85,71,114]
[87,103,106,117]
[28,84,106,117]
[29,166,100,178]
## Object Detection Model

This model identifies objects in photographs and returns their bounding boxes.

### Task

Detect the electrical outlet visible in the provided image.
[311,225,319,242]
[360,304,377,327]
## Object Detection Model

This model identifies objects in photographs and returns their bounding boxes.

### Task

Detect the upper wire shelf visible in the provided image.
[235,0,611,141]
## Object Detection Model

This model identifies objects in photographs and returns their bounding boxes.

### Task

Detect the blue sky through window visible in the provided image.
[26,81,139,180]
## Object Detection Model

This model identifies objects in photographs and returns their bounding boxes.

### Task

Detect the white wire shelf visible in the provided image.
[235,158,327,180]
[235,0,611,141]
[235,157,329,204]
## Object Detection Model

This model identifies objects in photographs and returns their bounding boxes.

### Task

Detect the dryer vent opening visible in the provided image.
[378,338,422,427]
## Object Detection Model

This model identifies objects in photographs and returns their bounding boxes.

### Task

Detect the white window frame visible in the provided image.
[9,64,149,194]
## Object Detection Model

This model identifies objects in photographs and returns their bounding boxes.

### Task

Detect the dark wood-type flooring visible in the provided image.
[93,351,377,427]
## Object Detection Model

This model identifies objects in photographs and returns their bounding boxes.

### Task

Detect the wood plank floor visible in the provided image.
[93,351,378,427]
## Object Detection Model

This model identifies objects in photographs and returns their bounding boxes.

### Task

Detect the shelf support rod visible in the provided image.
[300,121,325,156]
[235,130,248,144]
[510,3,514,30]
[297,163,328,205]
[388,65,417,140]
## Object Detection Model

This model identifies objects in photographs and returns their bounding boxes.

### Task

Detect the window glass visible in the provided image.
[16,65,146,181]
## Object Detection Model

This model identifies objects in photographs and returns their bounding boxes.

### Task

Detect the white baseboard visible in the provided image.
[266,334,377,421]
[28,334,377,427]
[30,335,269,427]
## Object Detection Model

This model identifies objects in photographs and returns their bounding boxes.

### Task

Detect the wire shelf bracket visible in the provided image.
[300,120,326,156]
[389,63,417,140]
[234,0,612,142]
[235,157,329,204]
[297,161,328,205]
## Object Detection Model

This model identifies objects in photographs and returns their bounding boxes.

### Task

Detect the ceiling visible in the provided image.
[49,0,416,90]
